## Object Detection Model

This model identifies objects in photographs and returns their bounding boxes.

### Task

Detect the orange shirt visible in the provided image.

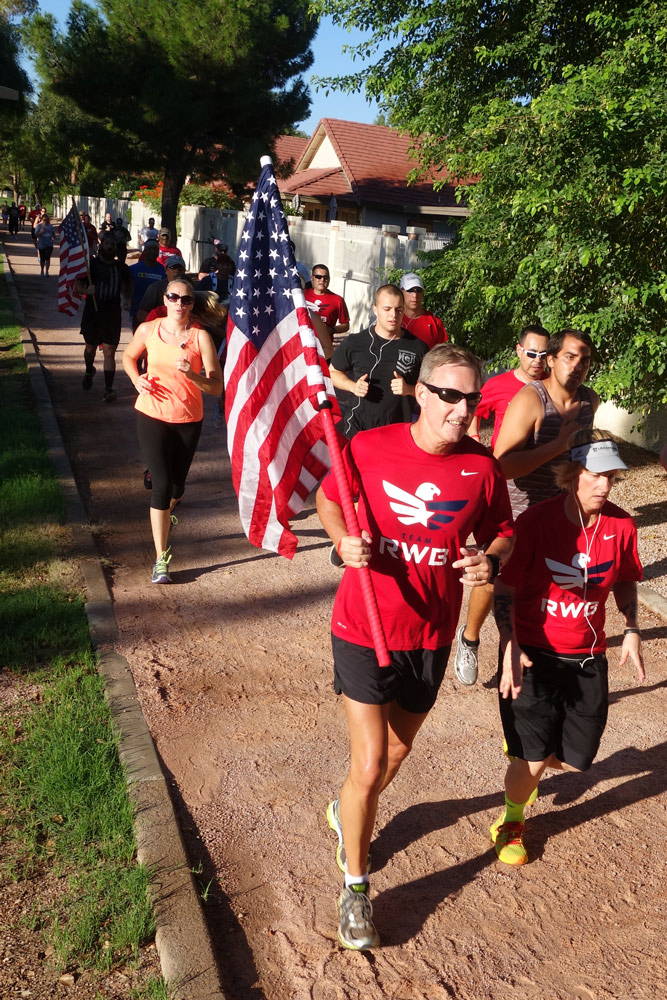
[135,320,204,424]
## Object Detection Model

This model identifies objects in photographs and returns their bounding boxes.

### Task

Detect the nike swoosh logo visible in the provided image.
[461,471,479,477]
[603,534,616,540]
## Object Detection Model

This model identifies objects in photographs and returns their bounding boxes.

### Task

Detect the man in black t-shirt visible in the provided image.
[330,284,427,438]
[76,232,131,402]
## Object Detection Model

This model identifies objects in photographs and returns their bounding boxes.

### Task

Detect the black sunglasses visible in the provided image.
[421,382,482,408]
[312,273,329,280]
[165,292,194,305]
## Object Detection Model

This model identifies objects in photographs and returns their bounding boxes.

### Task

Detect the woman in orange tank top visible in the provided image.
[122,279,222,583]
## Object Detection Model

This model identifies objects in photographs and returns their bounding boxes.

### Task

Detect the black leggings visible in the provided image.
[136,411,203,510]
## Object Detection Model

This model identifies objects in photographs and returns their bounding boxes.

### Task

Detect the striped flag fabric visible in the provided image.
[57,205,89,315]
[224,159,339,558]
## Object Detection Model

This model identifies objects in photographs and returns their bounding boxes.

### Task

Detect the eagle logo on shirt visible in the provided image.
[383,480,467,529]
[545,553,614,590]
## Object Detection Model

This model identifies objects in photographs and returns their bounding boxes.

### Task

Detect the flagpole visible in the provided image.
[71,196,97,311]
[281,226,391,665]
[317,401,392,668]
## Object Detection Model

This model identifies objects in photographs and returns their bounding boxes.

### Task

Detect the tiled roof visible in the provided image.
[280,118,461,208]
[279,167,351,197]
[272,134,309,173]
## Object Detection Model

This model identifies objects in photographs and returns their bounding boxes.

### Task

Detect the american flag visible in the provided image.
[224,159,339,558]
[57,205,89,315]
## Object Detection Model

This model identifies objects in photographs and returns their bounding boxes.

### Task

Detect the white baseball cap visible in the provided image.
[399,272,424,291]
[570,439,628,473]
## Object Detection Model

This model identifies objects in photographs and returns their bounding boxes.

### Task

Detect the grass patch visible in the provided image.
[0,265,161,984]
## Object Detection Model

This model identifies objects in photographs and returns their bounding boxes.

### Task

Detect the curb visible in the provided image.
[1,247,226,999]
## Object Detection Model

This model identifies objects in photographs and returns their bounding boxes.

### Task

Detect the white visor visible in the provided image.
[570,439,628,473]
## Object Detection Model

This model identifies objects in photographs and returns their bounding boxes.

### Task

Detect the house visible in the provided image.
[274,118,469,238]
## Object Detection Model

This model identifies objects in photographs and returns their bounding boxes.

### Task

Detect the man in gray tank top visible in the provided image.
[453,329,598,687]
[494,329,598,517]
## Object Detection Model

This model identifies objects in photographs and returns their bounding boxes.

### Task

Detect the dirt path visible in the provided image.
[6,231,667,1000]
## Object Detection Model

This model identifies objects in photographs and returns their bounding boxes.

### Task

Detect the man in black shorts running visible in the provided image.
[316,343,514,950]
[77,231,131,402]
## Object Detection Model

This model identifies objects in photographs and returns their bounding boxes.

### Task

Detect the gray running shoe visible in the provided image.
[454,623,479,685]
[151,547,172,584]
[336,886,380,950]
[326,799,371,874]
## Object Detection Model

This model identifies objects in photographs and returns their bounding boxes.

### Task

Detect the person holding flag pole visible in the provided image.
[317,342,515,950]
[57,200,95,316]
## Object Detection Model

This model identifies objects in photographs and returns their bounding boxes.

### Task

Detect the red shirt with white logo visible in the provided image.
[320,423,513,650]
[401,312,448,350]
[500,495,642,655]
[477,370,542,450]
[304,288,350,329]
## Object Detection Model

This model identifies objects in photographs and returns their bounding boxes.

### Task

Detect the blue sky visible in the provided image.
[25,3,385,135]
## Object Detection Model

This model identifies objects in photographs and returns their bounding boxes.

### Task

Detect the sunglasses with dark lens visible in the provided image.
[312,273,329,280]
[421,383,482,408]
[165,292,194,305]
[519,347,548,359]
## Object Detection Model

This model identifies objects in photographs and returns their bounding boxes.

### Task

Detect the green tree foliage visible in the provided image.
[0,13,31,143]
[1,91,119,203]
[25,0,316,239]
[316,0,667,412]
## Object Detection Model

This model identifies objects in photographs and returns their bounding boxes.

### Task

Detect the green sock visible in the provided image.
[503,793,527,824]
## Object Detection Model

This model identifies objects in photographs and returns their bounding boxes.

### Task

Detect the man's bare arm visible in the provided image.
[494,388,581,479]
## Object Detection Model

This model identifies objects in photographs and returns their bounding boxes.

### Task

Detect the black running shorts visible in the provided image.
[498,644,609,771]
[332,634,450,714]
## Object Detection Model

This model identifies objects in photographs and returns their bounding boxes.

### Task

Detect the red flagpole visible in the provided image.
[318,403,391,667]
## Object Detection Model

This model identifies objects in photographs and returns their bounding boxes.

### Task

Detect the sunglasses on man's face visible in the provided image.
[312,273,329,280]
[165,292,194,305]
[518,347,548,359]
[421,383,482,409]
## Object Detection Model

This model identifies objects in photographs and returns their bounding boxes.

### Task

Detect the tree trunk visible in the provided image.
[160,163,188,245]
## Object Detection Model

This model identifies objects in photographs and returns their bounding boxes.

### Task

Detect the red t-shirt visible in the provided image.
[401,312,448,350]
[500,495,642,655]
[304,288,350,329]
[476,370,546,450]
[321,423,513,650]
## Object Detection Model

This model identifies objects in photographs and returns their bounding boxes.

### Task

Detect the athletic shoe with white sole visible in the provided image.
[151,547,172,584]
[454,623,479,685]
[336,885,380,950]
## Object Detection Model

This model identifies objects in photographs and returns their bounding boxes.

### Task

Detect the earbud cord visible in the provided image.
[575,496,602,668]
[345,323,388,437]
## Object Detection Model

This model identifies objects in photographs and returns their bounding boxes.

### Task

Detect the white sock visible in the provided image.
[345,872,369,889]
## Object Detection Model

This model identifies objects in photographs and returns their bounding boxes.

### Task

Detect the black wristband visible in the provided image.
[623,627,640,635]
[486,553,500,582]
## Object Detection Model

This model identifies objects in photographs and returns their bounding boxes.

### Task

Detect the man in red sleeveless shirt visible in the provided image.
[454,325,549,685]
[454,329,598,687]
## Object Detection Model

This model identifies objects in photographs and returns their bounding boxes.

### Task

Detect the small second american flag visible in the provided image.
[224,158,339,558]
[57,204,89,315]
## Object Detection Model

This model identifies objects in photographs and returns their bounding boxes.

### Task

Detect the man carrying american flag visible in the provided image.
[223,157,340,558]
[57,204,90,316]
